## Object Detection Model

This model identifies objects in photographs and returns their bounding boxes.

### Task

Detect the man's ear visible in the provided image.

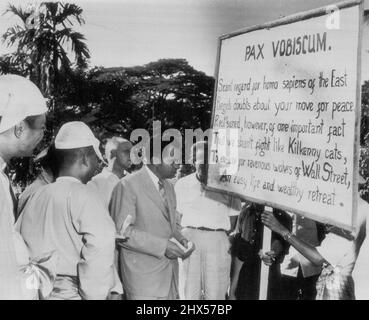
[110,149,117,160]
[14,121,25,139]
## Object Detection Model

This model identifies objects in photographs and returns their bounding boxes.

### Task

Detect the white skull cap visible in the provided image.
[0,74,47,133]
[55,121,105,163]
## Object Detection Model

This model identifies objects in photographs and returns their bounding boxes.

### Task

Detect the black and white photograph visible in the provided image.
[1,0,369,305]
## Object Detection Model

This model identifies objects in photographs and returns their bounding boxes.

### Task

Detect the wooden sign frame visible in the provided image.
[206,0,364,234]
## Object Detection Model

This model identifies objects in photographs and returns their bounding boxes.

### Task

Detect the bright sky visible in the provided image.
[0,0,368,80]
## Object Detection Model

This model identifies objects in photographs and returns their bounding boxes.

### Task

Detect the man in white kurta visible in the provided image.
[17,176,116,299]
[17,122,117,300]
[0,74,54,300]
[175,142,241,300]
[87,137,133,298]
[0,157,31,299]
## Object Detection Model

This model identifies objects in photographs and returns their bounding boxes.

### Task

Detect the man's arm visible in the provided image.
[72,191,116,300]
[0,189,24,299]
[229,256,243,300]
[271,210,293,260]
[261,211,326,267]
[109,181,168,259]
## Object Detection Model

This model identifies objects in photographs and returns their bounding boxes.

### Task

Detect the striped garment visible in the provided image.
[316,264,355,300]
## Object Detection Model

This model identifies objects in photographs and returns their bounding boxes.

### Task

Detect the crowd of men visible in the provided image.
[1,74,369,300]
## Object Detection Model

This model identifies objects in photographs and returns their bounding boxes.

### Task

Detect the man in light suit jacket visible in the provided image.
[110,138,194,300]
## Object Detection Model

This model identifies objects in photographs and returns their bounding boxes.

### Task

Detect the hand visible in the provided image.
[180,238,189,249]
[258,250,276,266]
[261,211,287,235]
[181,242,195,260]
[165,240,186,259]
[116,237,129,248]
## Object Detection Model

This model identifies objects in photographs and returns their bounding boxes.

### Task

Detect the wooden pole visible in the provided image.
[259,206,272,300]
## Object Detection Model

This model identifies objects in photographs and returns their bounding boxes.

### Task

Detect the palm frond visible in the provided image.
[68,31,90,60]
[55,3,85,25]
[3,4,31,23]
[2,1,90,88]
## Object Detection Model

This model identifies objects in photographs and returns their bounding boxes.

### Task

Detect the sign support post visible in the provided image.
[259,206,272,300]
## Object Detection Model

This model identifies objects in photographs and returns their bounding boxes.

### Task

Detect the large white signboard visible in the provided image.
[208,1,363,232]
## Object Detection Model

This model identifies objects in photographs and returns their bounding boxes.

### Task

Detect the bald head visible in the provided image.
[105,137,133,173]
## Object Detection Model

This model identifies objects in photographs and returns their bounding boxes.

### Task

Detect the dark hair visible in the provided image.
[55,146,95,170]
[39,144,59,178]
[177,164,195,179]
[24,115,41,129]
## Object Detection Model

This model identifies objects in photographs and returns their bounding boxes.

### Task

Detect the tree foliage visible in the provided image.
[3,58,214,186]
[1,2,90,96]
[53,58,214,140]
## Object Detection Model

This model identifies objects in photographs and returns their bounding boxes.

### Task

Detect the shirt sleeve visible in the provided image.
[316,233,352,268]
[0,181,24,299]
[174,180,184,215]
[109,180,168,259]
[71,187,116,300]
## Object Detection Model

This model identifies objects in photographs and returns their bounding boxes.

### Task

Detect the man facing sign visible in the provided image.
[110,137,194,300]
[17,121,117,300]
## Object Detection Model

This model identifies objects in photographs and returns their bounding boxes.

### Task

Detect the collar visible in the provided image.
[39,170,53,184]
[195,173,207,186]
[102,167,115,177]
[56,176,82,184]
[144,165,160,190]
[102,167,123,179]
[189,172,205,192]
[102,167,113,173]
[0,155,6,171]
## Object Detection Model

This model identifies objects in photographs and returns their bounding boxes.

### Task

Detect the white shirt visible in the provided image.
[0,157,14,221]
[87,168,121,209]
[18,172,50,216]
[0,157,29,266]
[0,156,36,299]
[17,176,117,299]
[87,169,126,295]
[175,173,241,231]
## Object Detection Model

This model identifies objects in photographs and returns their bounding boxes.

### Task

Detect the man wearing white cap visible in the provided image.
[88,137,133,209]
[88,137,132,299]
[17,121,117,300]
[0,74,54,299]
